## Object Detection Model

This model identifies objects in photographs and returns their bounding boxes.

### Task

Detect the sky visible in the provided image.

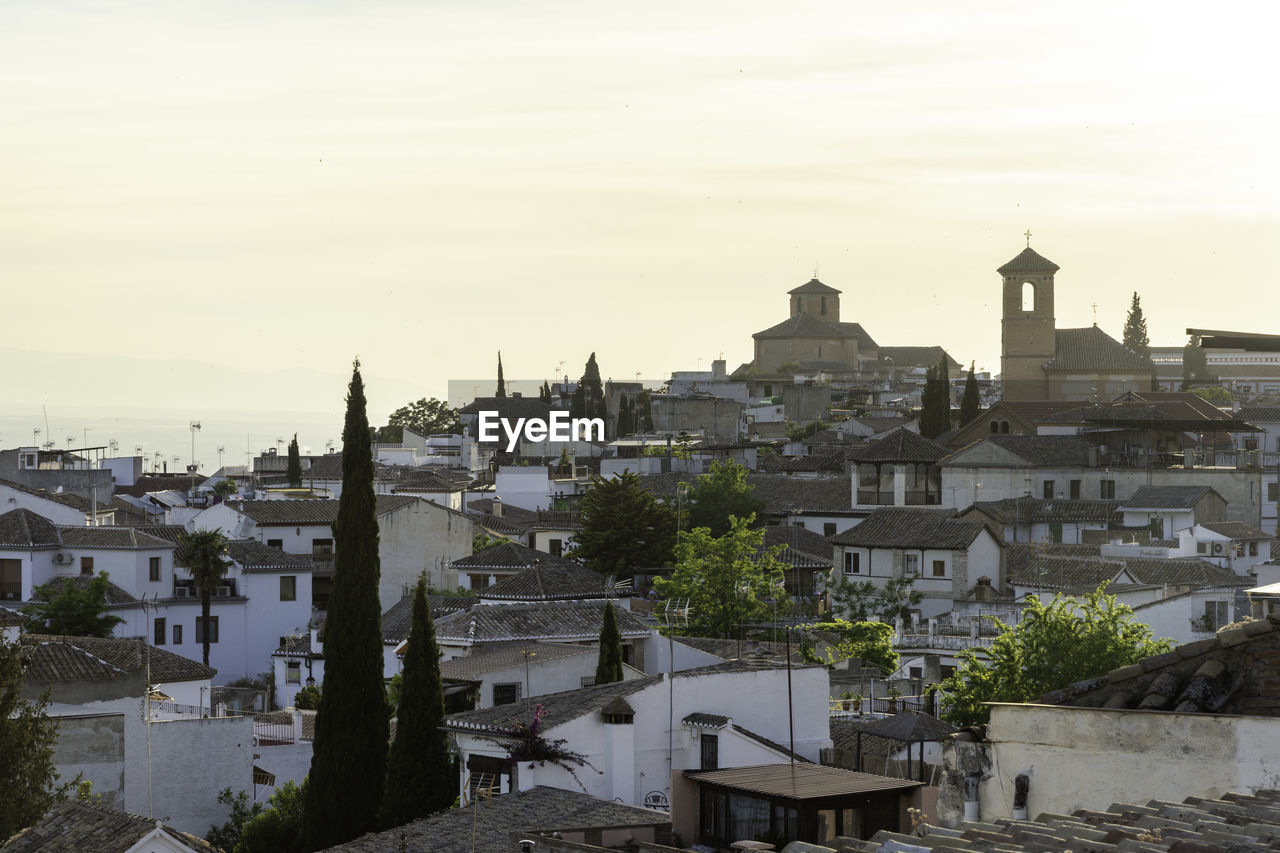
[2,0,1277,458]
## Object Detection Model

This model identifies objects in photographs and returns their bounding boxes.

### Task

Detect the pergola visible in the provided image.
[852,710,957,782]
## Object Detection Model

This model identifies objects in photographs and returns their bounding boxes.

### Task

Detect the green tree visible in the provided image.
[286,434,302,488]
[495,351,506,398]
[472,533,504,553]
[594,601,624,685]
[22,573,125,637]
[0,631,71,841]
[176,530,231,666]
[919,355,952,439]
[380,577,454,827]
[1191,385,1231,404]
[1182,335,1217,390]
[207,787,263,852]
[616,393,634,437]
[653,515,788,639]
[634,388,654,432]
[303,360,389,850]
[238,779,307,853]
[379,397,461,442]
[959,362,980,427]
[539,380,553,404]
[800,619,898,676]
[293,684,320,710]
[212,479,239,501]
[570,472,676,574]
[933,585,1173,726]
[681,459,765,538]
[1122,292,1150,357]
[828,575,923,623]
[571,353,605,420]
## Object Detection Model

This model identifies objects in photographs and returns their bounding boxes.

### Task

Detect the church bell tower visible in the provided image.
[999,236,1058,402]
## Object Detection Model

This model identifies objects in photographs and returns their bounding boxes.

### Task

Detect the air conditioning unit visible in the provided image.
[1211,542,1226,556]
[53,552,73,565]
[174,587,191,599]
[215,586,231,597]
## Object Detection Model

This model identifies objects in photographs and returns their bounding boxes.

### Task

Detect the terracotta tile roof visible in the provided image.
[788,277,841,295]
[113,475,209,498]
[451,541,578,571]
[1238,406,1280,423]
[1201,521,1273,540]
[1045,326,1153,372]
[381,593,475,643]
[447,673,656,733]
[0,508,60,546]
[1119,485,1221,510]
[0,479,113,515]
[227,539,314,572]
[476,562,620,602]
[869,786,1280,853]
[639,472,853,514]
[23,634,216,683]
[434,600,652,646]
[759,525,834,569]
[831,508,988,550]
[57,526,172,550]
[1038,614,1280,715]
[134,524,185,544]
[997,245,1060,275]
[457,396,554,419]
[685,762,920,799]
[437,641,595,681]
[321,785,669,853]
[226,495,420,524]
[303,453,343,480]
[1005,544,1248,590]
[753,312,863,341]
[852,427,949,463]
[1,799,217,853]
[942,435,1096,467]
[970,498,1120,524]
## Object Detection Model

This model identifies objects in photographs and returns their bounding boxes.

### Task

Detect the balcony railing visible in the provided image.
[856,490,941,506]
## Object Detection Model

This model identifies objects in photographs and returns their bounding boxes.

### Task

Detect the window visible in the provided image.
[492,683,521,706]
[904,553,919,575]
[700,733,719,770]
[154,618,166,645]
[80,556,94,576]
[820,296,827,316]
[1100,480,1116,499]
[286,661,301,684]
[1000,421,1010,433]
[932,559,946,577]
[1022,281,1035,311]
[843,552,860,575]
[1204,600,1229,631]
[280,576,297,602]
[1197,541,1209,554]
[1251,541,1259,557]
[1070,480,1081,500]
[149,556,161,582]
[1269,482,1278,502]
[1042,480,1055,500]
[823,522,837,537]
[470,573,491,590]
[580,676,595,688]
[548,538,563,557]
[267,539,283,549]
[312,538,333,558]
[0,558,20,601]
[1050,523,1063,543]
[195,616,219,644]
[173,624,183,645]
[1149,518,1164,539]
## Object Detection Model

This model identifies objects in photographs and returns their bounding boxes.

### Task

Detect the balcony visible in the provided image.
[856,490,941,506]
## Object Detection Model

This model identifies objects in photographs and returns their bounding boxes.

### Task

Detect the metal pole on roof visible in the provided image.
[786,626,795,765]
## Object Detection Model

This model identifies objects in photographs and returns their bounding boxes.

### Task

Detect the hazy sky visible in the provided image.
[3,0,1277,425]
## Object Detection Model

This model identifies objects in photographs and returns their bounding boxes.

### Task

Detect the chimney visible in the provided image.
[492,498,503,518]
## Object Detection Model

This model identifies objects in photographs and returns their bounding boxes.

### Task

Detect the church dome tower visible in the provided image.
[999,240,1058,402]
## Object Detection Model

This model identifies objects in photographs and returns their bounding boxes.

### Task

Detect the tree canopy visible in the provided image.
[380,577,454,828]
[495,351,506,398]
[594,601,624,685]
[653,515,788,639]
[570,353,605,420]
[286,434,302,488]
[22,573,124,637]
[919,355,952,439]
[1,631,70,841]
[1122,292,1150,357]
[1181,335,1217,390]
[379,397,461,442]
[176,529,231,666]
[932,585,1172,726]
[304,360,389,849]
[679,459,765,538]
[959,362,980,427]
[800,619,898,677]
[570,472,675,574]
[828,575,923,623]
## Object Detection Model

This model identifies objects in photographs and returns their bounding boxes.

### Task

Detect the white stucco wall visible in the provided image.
[975,704,1280,822]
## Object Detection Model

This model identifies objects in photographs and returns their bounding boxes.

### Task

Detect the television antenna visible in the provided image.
[217,446,226,468]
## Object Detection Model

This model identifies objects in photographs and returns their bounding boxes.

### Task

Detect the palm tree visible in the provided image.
[176,529,231,665]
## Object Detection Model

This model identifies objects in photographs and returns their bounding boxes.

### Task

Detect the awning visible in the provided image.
[252,766,276,786]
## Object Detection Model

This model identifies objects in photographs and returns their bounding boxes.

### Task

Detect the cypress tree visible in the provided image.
[303,360,389,850]
[617,393,633,437]
[286,434,302,488]
[594,601,624,685]
[959,362,980,427]
[937,354,952,434]
[380,578,454,828]
[581,353,605,419]
[496,351,506,398]
[539,379,552,404]
[1122,292,1150,357]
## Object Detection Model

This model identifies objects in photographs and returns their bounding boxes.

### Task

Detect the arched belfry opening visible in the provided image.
[1021,281,1035,312]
